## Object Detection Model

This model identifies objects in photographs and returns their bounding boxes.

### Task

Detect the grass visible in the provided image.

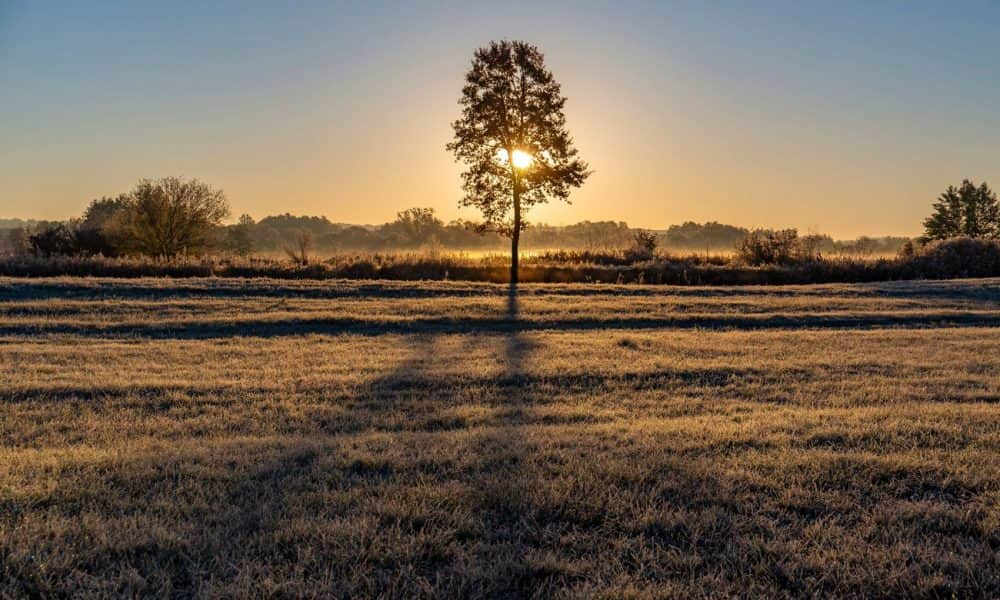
[3,237,997,286]
[2,276,1000,597]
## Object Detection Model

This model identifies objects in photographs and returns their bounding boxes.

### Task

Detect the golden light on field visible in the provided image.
[496,148,534,170]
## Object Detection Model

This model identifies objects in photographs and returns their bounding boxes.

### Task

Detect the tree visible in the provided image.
[122,177,230,257]
[226,214,256,258]
[386,208,444,247]
[76,195,131,256]
[28,223,78,257]
[923,180,1000,241]
[448,40,590,284]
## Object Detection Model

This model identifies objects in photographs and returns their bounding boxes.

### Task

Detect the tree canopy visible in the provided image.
[923,180,999,241]
[121,177,230,257]
[448,40,590,283]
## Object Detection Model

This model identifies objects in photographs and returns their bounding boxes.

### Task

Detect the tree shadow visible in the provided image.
[457,284,551,594]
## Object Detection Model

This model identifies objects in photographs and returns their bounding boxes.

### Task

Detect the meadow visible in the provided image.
[2,276,1000,597]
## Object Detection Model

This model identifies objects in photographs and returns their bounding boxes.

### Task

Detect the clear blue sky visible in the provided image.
[2,1,998,237]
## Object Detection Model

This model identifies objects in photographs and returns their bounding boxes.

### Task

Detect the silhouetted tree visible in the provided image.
[385,208,444,247]
[76,195,131,256]
[226,214,256,257]
[448,40,590,284]
[924,180,1000,240]
[122,177,230,257]
[28,223,77,257]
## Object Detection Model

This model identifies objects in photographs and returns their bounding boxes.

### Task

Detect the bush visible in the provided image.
[624,230,658,263]
[4,238,1000,285]
[914,237,1000,279]
[735,229,801,265]
[28,224,78,257]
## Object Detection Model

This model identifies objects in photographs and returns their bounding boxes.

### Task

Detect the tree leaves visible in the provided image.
[924,180,1000,241]
[447,41,591,238]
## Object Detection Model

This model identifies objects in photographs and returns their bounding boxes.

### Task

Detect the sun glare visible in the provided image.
[511,149,533,169]
[497,148,534,169]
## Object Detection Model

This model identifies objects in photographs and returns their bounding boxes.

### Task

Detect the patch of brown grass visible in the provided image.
[1,277,999,596]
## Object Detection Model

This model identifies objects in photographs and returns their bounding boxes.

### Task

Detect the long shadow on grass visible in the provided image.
[455,284,553,595]
[4,278,999,303]
[7,311,1000,339]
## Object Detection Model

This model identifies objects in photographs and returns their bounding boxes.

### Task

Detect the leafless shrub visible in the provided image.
[284,231,312,265]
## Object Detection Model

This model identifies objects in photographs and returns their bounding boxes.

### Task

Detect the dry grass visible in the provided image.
[2,277,1000,597]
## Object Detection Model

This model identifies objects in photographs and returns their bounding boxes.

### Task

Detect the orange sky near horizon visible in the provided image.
[2,2,997,239]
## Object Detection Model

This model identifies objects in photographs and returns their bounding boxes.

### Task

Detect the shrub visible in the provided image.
[28,223,78,257]
[624,230,659,263]
[735,229,800,265]
[284,230,312,265]
[914,237,1000,279]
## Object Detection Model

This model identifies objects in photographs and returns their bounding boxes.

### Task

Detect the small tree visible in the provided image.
[448,40,590,284]
[386,208,444,247]
[923,180,1000,241]
[122,177,230,257]
[625,230,659,262]
[735,229,800,265]
[284,230,312,265]
[226,214,256,258]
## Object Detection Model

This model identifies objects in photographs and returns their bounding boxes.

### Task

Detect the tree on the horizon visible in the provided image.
[122,177,230,257]
[447,40,590,284]
[76,195,131,256]
[923,180,1000,241]
[226,214,256,258]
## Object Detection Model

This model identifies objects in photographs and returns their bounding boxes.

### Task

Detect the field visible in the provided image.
[2,276,1000,597]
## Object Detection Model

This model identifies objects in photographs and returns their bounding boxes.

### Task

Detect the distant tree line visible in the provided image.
[16,174,980,261]
[4,177,230,258]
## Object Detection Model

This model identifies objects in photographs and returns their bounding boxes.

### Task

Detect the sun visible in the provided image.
[511,149,533,169]
[496,148,534,170]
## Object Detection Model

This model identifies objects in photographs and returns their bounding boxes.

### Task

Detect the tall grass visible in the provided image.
[1,238,996,285]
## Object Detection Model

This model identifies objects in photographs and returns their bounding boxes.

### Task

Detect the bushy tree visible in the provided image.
[663,222,749,251]
[448,40,590,284]
[735,229,802,265]
[121,177,230,257]
[28,223,78,257]
[384,208,444,247]
[76,195,131,256]
[923,180,999,241]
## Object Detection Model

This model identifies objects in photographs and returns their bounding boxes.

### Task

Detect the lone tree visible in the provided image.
[122,177,230,257]
[923,179,1000,241]
[448,40,590,284]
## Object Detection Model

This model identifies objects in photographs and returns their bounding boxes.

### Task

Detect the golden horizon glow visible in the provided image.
[4,4,997,238]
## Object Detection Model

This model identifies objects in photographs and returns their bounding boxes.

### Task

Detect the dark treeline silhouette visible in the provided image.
[0,206,910,259]
[7,177,995,265]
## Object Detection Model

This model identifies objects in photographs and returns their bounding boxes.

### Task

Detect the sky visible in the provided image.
[1,1,998,238]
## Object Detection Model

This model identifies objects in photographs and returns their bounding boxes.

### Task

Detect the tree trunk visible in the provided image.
[511,190,520,285]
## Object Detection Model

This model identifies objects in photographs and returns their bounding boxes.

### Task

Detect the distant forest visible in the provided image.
[0,209,907,256]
